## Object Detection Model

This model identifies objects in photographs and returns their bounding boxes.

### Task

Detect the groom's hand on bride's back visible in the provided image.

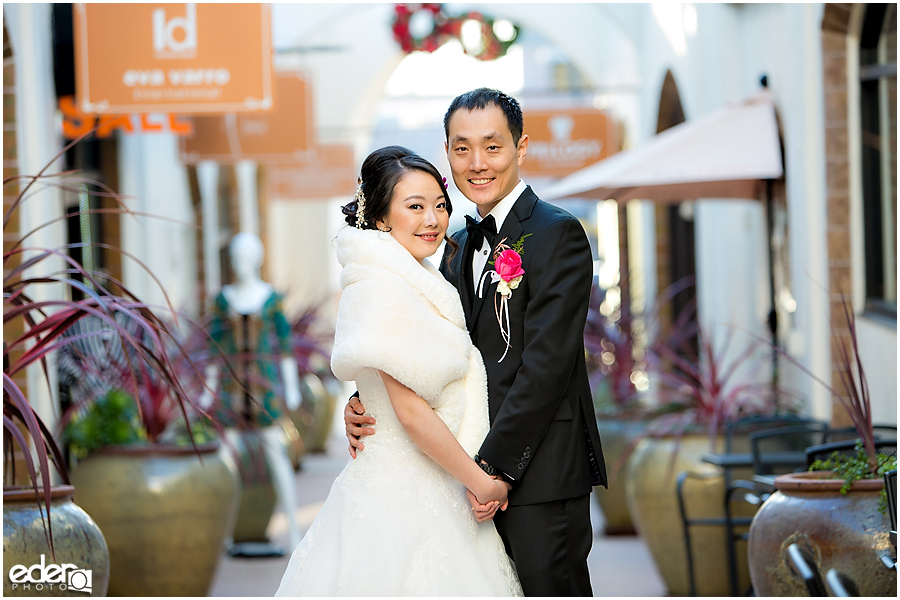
[344,392,376,458]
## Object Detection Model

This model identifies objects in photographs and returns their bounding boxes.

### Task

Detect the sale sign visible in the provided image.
[73,3,273,114]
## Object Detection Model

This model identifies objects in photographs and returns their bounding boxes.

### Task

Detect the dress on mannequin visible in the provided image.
[206,232,302,555]
[208,289,294,426]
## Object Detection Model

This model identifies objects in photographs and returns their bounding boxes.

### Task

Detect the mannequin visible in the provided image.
[204,232,301,554]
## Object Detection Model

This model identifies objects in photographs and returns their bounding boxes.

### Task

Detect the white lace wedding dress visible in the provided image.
[275,228,521,597]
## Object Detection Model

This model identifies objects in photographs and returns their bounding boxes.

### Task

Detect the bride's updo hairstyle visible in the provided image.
[341,145,459,259]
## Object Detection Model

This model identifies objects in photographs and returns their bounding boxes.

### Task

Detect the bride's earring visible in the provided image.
[375,220,392,238]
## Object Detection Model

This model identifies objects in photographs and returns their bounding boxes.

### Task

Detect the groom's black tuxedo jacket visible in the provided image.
[440,186,606,506]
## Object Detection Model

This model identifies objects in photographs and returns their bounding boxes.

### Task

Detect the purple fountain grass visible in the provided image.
[3,133,227,556]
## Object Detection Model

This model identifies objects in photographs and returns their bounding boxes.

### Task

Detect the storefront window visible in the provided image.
[859,3,897,318]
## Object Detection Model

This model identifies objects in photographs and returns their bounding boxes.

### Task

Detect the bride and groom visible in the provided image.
[275,88,606,597]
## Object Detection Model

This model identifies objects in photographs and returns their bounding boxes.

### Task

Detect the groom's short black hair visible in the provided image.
[443,88,524,146]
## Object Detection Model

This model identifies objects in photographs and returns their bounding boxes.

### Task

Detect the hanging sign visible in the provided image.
[521,109,620,178]
[180,72,314,164]
[73,3,273,114]
[267,145,357,199]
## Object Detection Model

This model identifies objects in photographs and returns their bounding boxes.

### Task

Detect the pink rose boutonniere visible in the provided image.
[478,234,532,362]
[494,249,524,297]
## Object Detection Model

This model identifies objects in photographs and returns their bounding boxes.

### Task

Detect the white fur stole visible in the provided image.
[331,227,489,452]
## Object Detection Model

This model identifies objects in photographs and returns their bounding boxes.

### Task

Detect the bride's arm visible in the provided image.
[378,370,509,507]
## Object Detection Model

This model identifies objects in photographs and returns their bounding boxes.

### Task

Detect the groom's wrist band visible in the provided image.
[474,454,514,484]
[474,454,498,476]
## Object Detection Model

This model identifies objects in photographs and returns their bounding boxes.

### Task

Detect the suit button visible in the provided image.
[523,450,531,458]
[517,462,525,470]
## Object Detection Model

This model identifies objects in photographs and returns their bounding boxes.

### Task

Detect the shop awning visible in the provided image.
[542,91,783,203]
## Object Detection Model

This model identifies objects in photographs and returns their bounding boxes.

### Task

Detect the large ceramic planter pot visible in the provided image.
[593,417,648,535]
[290,372,327,452]
[748,471,896,596]
[69,442,239,596]
[226,429,278,543]
[279,416,306,471]
[312,374,341,452]
[3,485,110,596]
[625,433,755,596]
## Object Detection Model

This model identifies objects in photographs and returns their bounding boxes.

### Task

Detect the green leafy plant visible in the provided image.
[57,310,227,449]
[64,389,145,460]
[809,441,897,511]
[809,442,896,492]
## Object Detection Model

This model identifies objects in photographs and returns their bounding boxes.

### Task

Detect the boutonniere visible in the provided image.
[478,234,532,362]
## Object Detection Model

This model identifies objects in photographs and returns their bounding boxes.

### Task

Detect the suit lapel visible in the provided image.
[449,228,474,323]
[467,188,537,331]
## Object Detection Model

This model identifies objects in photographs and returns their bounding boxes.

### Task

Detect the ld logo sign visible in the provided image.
[74,3,272,114]
[152,3,197,58]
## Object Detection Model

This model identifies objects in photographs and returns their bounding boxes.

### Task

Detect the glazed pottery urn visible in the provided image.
[747,471,896,596]
[3,485,110,597]
[69,442,239,596]
[593,417,648,535]
[625,433,755,596]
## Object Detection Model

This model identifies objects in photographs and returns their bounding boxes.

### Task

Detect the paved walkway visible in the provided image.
[209,424,667,597]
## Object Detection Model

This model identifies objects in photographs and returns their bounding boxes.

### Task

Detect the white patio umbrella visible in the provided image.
[543,90,785,385]
[542,91,783,203]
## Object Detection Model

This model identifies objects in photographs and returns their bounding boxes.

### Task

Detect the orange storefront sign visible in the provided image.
[267,145,357,199]
[73,3,273,114]
[181,73,314,164]
[59,96,194,138]
[522,109,620,178]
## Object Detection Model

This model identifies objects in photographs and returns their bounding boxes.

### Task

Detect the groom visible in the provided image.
[346,88,606,596]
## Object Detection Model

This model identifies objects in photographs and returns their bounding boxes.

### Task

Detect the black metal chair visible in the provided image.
[787,542,826,596]
[821,424,898,444]
[825,569,860,597]
[751,424,831,476]
[885,469,897,569]
[676,416,824,596]
[805,439,897,469]
[715,423,829,596]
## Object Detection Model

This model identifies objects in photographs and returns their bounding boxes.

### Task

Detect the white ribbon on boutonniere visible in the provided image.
[478,234,532,362]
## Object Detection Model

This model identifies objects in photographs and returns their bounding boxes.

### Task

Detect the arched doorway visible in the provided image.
[654,70,698,348]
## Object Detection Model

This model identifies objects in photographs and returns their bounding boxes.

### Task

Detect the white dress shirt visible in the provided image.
[471,180,528,293]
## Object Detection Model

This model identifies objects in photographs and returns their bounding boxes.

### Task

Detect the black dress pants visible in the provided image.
[494,494,593,597]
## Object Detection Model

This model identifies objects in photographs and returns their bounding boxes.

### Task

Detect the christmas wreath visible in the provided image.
[391,3,519,61]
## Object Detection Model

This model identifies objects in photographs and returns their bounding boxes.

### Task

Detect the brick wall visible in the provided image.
[3,21,32,484]
[821,3,854,427]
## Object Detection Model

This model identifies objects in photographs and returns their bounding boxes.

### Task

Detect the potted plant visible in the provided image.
[58,312,241,597]
[623,310,799,597]
[747,296,897,596]
[584,282,650,535]
[3,141,236,597]
[4,367,110,597]
[285,299,336,454]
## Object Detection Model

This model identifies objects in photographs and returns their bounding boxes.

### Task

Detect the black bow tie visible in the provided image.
[465,214,497,251]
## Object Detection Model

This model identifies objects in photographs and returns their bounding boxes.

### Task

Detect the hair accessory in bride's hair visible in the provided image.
[354,177,366,229]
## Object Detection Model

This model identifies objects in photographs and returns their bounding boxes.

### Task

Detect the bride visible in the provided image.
[275,146,522,596]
